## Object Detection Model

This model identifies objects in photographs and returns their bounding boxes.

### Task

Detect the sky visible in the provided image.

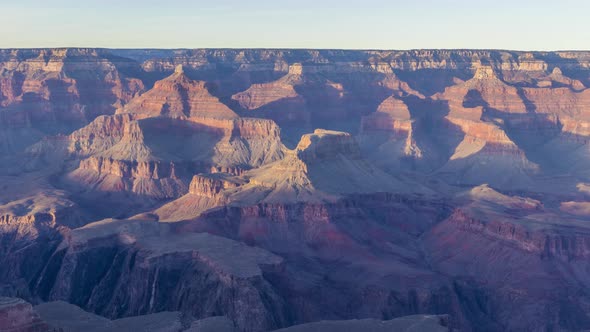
[1,0,588,50]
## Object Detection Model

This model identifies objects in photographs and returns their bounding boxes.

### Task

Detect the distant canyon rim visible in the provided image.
[1,48,590,331]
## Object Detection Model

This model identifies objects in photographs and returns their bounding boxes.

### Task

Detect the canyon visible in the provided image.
[2,48,590,331]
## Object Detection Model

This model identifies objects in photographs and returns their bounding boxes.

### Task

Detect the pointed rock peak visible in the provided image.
[158,64,192,84]
[551,67,563,76]
[156,64,201,88]
[469,183,493,193]
[462,184,509,202]
[119,64,237,120]
[572,80,586,91]
[473,64,498,80]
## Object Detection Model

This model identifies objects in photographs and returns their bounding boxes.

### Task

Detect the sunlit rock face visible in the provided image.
[4,49,590,331]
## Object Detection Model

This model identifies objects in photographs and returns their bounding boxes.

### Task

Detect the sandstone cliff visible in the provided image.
[34,219,286,332]
[4,48,590,332]
[232,64,303,111]
[117,65,237,120]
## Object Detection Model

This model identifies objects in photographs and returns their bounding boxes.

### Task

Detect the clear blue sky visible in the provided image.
[1,0,588,50]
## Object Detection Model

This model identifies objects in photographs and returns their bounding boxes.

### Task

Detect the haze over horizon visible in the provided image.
[1,0,588,51]
[4,2,590,330]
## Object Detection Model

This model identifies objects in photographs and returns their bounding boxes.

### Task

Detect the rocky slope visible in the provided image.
[152,129,427,221]
[31,219,287,332]
[32,67,286,205]
[232,63,303,111]
[3,48,590,331]
[0,49,144,154]
[420,185,590,330]
[0,297,53,332]
[0,297,450,332]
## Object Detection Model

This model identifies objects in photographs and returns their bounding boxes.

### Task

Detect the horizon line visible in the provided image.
[1,46,590,53]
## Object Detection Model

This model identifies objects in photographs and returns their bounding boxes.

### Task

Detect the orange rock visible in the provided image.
[117,66,237,120]
[231,64,302,110]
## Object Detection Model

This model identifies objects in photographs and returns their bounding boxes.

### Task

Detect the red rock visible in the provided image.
[117,65,237,120]
[5,48,590,332]
[232,64,302,111]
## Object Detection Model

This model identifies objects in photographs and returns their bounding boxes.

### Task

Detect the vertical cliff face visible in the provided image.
[0,49,147,155]
[66,116,192,200]
[66,113,137,156]
[70,157,189,199]
[47,69,287,201]
[27,220,288,332]
[295,129,361,162]
[0,49,144,133]
[437,120,539,188]
[184,194,475,330]
[522,87,590,118]
[189,174,243,198]
[152,173,246,222]
[63,115,285,200]
[421,185,590,331]
[213,118,286,168]
[5,48,590,332]
[358,95,423,170]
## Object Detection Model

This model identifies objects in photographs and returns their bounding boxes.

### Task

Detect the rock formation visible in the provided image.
[0,49,144,154]
[31,219,285,332]
[117,64,237,120]
[0,297,53,332]
[232,64,303,111]
[31,70,287,203]
[3,48,590,331]
[153,173,245,221]
[358,95,423,170]
[422,185,590,330]
[233,129,427,203]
